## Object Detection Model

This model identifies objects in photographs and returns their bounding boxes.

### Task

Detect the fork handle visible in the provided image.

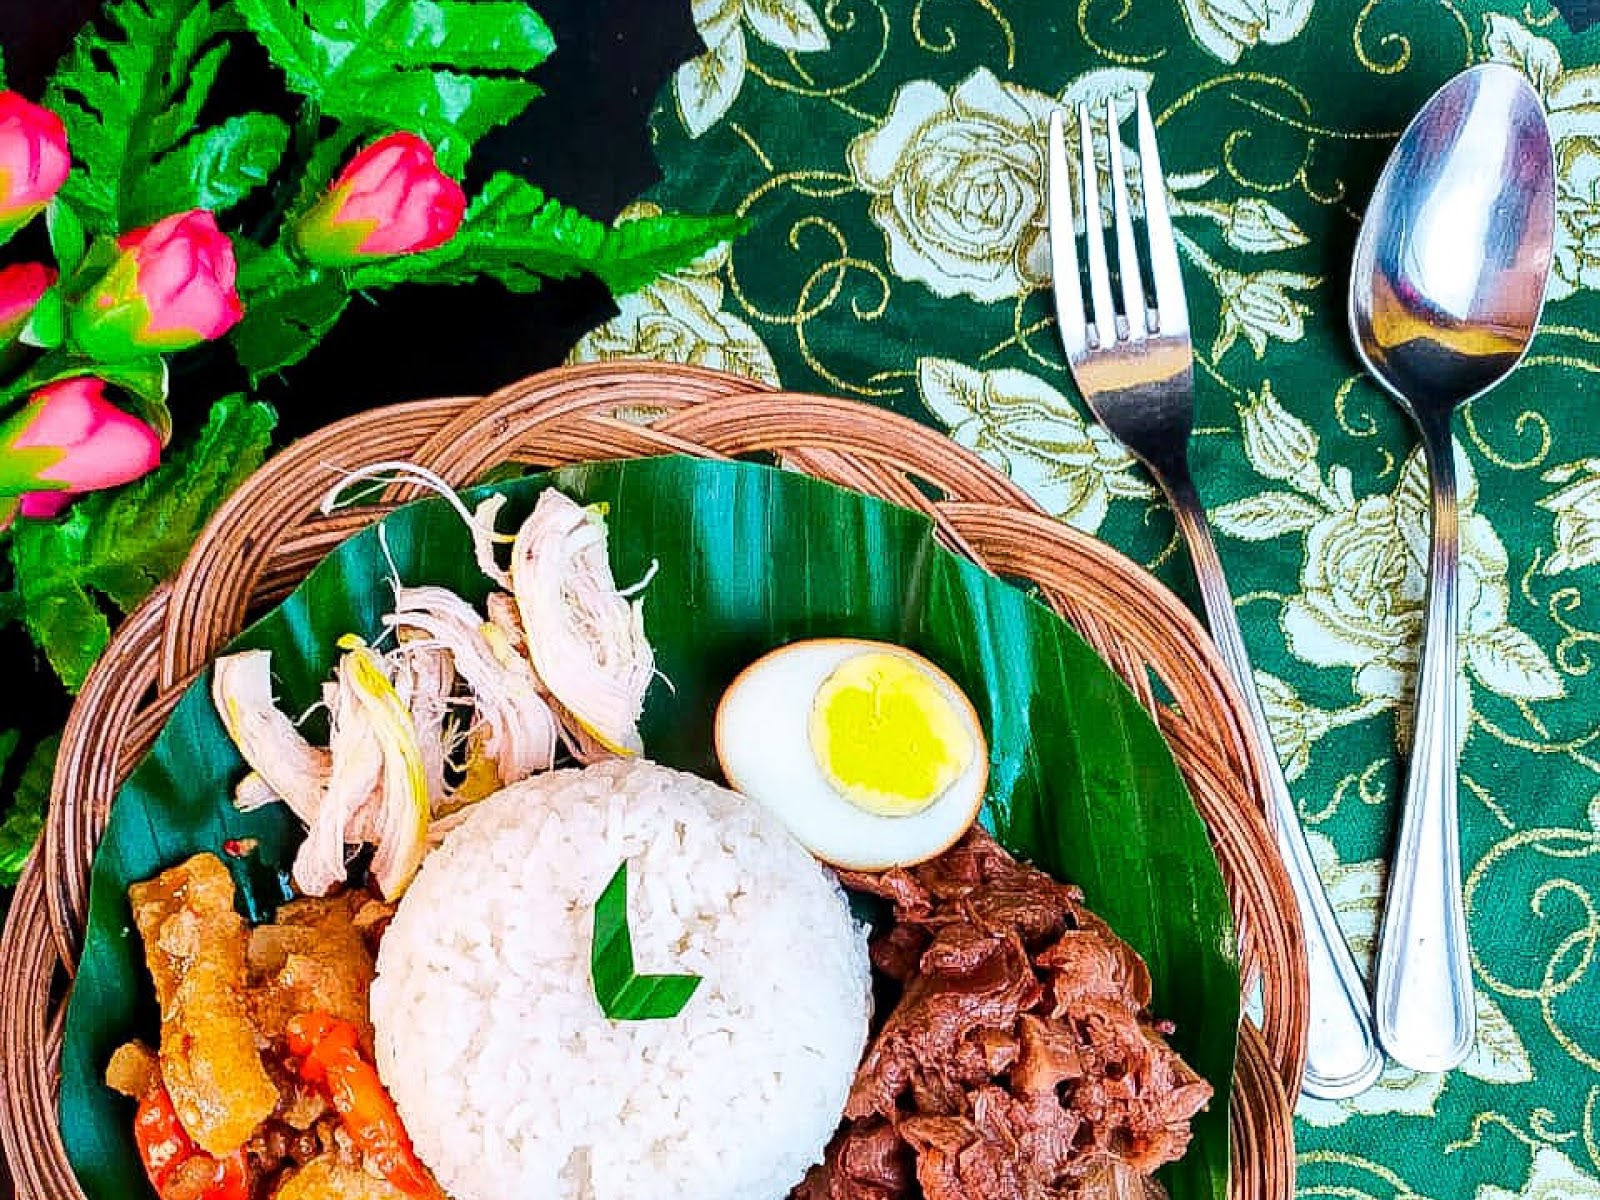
[1162,464,1384,1099]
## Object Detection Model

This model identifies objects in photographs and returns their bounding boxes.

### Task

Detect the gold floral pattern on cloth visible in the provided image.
[581,4,1600,1194]
[916,357,1152,531]
[1214,389,1563,726]
[1180,0,1316,65]
[570,204,780,385]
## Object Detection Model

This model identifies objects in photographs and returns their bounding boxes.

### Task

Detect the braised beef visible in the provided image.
[801,830,1211,1200]
[795,1121,916,1200]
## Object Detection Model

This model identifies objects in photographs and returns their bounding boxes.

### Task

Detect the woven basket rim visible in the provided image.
[0,361,1306,1200]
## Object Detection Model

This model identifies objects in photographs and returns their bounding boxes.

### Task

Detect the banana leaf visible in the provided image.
[59,456,1238,1200]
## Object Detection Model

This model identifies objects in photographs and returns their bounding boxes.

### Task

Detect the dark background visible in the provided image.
[0,0,699,771]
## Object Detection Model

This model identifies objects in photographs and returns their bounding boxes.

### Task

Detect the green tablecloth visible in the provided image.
[569,2,1600,1196]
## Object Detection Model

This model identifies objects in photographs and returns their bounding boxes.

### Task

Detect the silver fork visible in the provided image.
[1047,95,1383,1099]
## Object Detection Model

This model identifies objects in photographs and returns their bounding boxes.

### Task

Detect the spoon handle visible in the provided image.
[1163,465,1383,1099]
[1373,432,1475,1072]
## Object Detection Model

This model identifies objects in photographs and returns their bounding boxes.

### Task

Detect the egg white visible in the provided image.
[713,639,988,870]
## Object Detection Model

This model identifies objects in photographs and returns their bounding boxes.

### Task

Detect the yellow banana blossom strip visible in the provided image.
[336,634,431,899]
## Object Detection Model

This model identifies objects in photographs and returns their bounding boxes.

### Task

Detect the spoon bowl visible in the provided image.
[1351,63,1555,419]
[1348,61,1555,1075]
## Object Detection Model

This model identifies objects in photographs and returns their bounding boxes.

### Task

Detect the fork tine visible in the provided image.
[1104,96,1147,341]
[1076,103,1117,347]
[1047,109,1087,356]
[1135,89,1189,337]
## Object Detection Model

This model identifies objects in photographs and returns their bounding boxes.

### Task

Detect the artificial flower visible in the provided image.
[0,377,161,517]
[294,132,467,266]
[70,209,242,358]
[0,92,69,242]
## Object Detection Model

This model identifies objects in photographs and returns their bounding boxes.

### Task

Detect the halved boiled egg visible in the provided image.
[714,639,988,870]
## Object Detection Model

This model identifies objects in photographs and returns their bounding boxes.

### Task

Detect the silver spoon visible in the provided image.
[1349,62,1555,1073]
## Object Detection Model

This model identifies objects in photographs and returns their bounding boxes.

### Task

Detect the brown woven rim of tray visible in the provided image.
[0,361,1308,1200]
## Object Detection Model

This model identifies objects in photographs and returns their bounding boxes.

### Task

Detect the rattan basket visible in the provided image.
[0,361,1308,1200]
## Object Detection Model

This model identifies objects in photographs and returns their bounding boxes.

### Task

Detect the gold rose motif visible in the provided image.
[1286,490,1424,697]
[1172,193,1310,255]
[1294,839,1533,1130]
[1221,197,1309,254]
[1212,268,1318,359]
[915,357,1150,531]
[676,0,830,137]
[1255,671,1332,782]
[568,208,779,386]
[848,67,1150,303]
[848,69,1056,302]
[1476,1147,1600,1200]
[1554,139,1600,296]
[1281,447,1563,713]
[1215,390,1563,718]
[1539,458,1600,575]
[1239,380,1322,496]
[1179,0,1315,64]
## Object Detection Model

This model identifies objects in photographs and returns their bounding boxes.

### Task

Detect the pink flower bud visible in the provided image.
[0,92,69,240]
[71,209,243,358]
[295,133,466,266]
[0,262,55,342]
[0,377,161,516]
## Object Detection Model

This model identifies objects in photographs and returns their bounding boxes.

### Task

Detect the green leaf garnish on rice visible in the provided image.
[590,859,702,1020]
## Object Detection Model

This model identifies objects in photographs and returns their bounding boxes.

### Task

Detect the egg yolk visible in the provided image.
[808,651,974,816]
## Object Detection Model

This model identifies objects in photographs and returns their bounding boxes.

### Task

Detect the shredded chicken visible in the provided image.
[468,496,513,587]
[212,653,330,823]
[290,641,431,900]
[212,484,658,899]
[388,632,456,807]
[292,656,381,898]
[385,585,558,786]
[337,639,431,900]
[511,490,654,756]
[234,771,284,813]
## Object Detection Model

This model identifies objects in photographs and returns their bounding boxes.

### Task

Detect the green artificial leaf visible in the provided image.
[582,210,749,295]
[20,289,66,350]
[47,200,88,278]
[58,458,1237,1200]
[235,0,554,172]
[11,571,108,691]
[0,734,59,887]
[10,394,276,690]
[231,248,351,380]
[136,113,290,223]
[57,236,121,302]
[590,860,703,1020]
[89,361,171,437]
[46,0,288,233]
[347,174,746,297]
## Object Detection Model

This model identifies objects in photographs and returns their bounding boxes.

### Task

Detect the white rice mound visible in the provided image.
[370,758,872,1200]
